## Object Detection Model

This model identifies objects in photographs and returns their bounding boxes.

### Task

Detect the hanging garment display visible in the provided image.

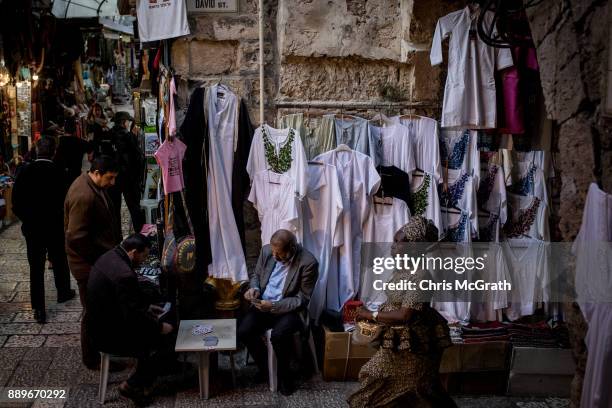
[502,240,551,321]
[247,124,308,199]
[441,211,471,243]
[440,129,480,185]
[508,161,548,205]
[360,198,410,311]
[504,193,549,241]
[334,115,377,158]
[248,170,299,245]
[572,183,612,408]
[376,165,411,207]
[154,138,187,195]
[390,115,442,181]
[430,5,514,129]
[205,85,247,282]
[411,172,443,238]
[469,244,511,322]
[178,86,253,275]
[478,162,507,221]
[136,0,190,42]
[313,147,381,312]
[368,123,416,176]
[440,168,479,241]
[477,212,501,243]
[279,113,336,160]
[303,163,344,322]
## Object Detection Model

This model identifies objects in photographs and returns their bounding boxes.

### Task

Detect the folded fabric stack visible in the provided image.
[461,324,510,344]
[506,322,570,348]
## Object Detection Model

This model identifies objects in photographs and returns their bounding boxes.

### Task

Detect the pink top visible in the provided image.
[154,138,187,194]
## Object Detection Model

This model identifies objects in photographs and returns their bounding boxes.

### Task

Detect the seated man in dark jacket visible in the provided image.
[238,229,318,396]
[87,234,174,405]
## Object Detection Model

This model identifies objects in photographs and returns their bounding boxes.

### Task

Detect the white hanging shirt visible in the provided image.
[303,163,345,322]
[572,183,612,408]
[440,129,480,186]
[313,148,381,311]
[390,116,443,183]
[247,125,308,199]
[368,123,416,177]
[206,85,247,282]
[503,240,551,321]
[431,5,513,129]
[478,162,507,224]
[411,172,443,238]
[360,198,410,311]
[508,161,549,206]
[504,193,549,241]
[440,168,479,240]
[248,170,300,245]
[469,244,510,321]
[136,0,190,42]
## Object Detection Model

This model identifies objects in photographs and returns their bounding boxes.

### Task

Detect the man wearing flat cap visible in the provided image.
[108,111,145,233]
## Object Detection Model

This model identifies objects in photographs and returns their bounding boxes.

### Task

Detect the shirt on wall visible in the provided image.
[136,0,190,42]
[248,170,300,245]
[430,5,514,129]
[440,129,480,186]
[369,123,416,177]
[334,116,376,158]
[279,113,336,160]
[154,138,187,194]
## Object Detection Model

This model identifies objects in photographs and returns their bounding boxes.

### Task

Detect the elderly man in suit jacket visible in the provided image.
[238,229,318,396]
[64,155,123,369]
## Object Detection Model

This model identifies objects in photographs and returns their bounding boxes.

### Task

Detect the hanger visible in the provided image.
[373,184,393,206]
[441,207,462,215]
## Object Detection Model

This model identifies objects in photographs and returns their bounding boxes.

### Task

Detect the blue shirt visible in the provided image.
[262,261,290,302]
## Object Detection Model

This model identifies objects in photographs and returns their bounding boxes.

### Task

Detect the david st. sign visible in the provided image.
[187,0,238,13]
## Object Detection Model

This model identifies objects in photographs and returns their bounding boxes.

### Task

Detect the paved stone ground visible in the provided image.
[0,222,571,408]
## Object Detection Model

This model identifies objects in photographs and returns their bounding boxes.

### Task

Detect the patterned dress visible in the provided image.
[347,269,456,408]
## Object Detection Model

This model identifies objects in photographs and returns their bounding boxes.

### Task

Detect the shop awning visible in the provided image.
[52,0,118,19]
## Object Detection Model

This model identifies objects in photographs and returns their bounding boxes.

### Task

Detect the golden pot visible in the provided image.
[206,277,245,311]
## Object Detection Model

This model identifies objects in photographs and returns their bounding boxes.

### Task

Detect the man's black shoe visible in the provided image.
[33,309,46,324]
[118,381,152,407]
[57,289,76,303]
[278,379,296,396]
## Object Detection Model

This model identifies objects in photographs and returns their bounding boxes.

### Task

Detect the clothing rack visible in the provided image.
[274,100,435,110]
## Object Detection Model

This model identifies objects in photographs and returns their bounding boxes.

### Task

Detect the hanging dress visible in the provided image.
[313,147,381,311]
[279,113,336,160]
[206,85,248,282]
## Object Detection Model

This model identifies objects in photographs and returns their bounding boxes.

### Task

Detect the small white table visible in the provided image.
[175,319,237,399]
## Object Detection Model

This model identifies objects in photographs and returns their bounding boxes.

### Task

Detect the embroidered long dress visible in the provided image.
[347,269,455,408]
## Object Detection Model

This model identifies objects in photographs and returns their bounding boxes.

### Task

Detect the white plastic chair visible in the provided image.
[264,328,319,392]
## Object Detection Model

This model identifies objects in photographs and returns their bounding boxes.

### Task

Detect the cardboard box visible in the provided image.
[507,347,575,397]
[440,342,510,373]
[322,327,376,381]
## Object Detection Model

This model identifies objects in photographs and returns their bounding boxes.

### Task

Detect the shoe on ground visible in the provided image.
[278,378,296,396]
[57,289,76,303]
[86,360,127,372]
[118,381,152,407]
[33,309,46,324]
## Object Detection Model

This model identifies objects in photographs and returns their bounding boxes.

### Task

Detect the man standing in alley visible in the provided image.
[12,136,76,324]
[108,111,145,234]
[64,154,123,369]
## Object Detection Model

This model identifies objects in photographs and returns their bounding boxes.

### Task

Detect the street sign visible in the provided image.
[187,0,238,13]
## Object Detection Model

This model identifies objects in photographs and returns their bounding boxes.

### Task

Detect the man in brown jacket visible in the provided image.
[65,155,122,368]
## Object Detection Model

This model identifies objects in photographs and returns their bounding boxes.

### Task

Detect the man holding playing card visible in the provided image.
[238,229,319,396]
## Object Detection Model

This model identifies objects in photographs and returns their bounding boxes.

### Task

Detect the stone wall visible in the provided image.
[526,1,612,406]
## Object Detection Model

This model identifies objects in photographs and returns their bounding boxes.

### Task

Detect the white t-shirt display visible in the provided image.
[303,163,344,322]
[390,116,442,182]
[504,193,549,241]
[368,123,416,177]
[508,161,548,206]
[313,148,381,312]
[248,170,300,245]
[440,129,480,186]
[503,240,550,321]
[572,183,612,408]
[469,244,510,321]
[247,125,308,199]
[430,5,513,129]
[360,198,410,311]
[136,0,190,42]
[440,168,479,240]
[478,162,507,224]
[410,172,443,238]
